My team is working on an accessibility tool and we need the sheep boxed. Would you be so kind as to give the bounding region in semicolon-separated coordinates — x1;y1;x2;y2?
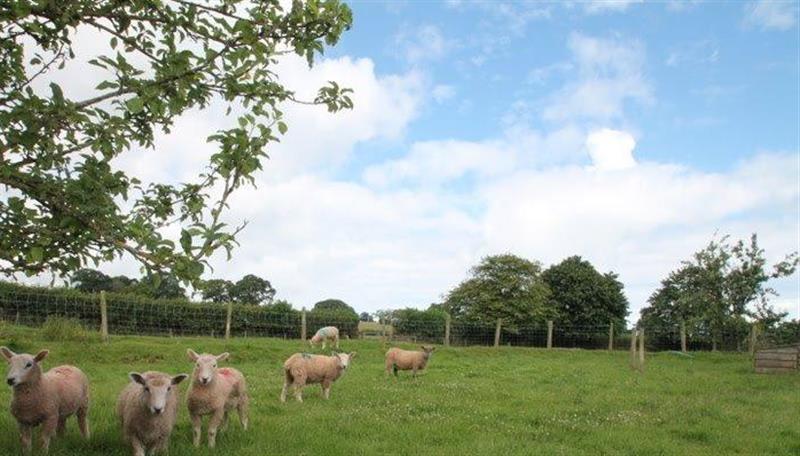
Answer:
385;346;436;378
309;326;339;350
186;349;249;448
117;371;188;456
280;352;356;403
1;346;90;454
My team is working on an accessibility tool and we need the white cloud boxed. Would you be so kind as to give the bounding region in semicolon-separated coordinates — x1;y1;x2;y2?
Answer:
586;129;637;171
744;0;798;31
432;84;456;103
543;33;653;122
394;24;450;65
665;40;720;67
583;0;643;14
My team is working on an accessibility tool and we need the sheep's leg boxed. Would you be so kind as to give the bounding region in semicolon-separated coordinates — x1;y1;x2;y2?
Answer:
130;437;146;456
18;423;32;455
322;340;327;350
221;410;230;432
335;336;339;349
191;413;202;447
77;406;90;439
40;414;58;453
152;436;169;455
238;393;250;430
56;416;67;437
207;408;226;448
412;367;418;379
321;380;332;399
293;382;305;403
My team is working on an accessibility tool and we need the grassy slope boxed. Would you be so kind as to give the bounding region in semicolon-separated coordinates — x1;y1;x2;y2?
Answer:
0;329;798;455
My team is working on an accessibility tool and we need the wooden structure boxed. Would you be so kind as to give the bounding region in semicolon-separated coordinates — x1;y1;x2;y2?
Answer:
754;344;799;374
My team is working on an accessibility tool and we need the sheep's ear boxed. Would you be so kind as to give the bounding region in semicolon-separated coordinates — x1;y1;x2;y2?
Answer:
129;372;146;385
215;352;229;362
0;346;14;361
187;349;199;361
349;352;357;359
171;374;188;385
34;350;49;362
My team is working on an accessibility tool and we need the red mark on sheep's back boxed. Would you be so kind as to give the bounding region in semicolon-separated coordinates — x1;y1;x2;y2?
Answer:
53;367;71;375
219;368;232;377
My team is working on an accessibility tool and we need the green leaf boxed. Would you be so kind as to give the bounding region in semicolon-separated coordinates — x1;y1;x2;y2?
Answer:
277;121;288;135
126;97;145;114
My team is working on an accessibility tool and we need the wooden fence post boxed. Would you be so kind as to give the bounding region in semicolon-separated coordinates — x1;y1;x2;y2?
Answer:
630;329;638;369
749;323;759;356
225;302;233;340
444;314;451;347
100;291;108;342
546;320;553;349
608;322;614;351
494;319;502;348
301;308;307;342
680;321;687;353
638;327;645;369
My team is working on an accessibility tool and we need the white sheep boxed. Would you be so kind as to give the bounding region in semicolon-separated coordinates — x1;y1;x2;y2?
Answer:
186;349;249;448
2;347;90;454
385;346;435;378
117;371;188;456
280;352;356;403
309;326;340;349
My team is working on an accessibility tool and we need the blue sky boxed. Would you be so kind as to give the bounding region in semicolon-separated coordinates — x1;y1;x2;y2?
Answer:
51;0;798;322
327;1;799;174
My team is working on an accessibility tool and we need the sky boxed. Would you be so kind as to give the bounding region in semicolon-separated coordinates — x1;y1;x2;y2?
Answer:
20;0;800;322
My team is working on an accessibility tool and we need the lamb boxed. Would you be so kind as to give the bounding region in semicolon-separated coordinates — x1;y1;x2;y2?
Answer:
2;347;90;454
385;346;436;378
186;349;249;448
280;352;356;403
309;326;339;349
117;371;188;456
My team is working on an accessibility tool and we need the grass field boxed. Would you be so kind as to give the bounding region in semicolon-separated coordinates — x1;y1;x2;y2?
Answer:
0;324;798;455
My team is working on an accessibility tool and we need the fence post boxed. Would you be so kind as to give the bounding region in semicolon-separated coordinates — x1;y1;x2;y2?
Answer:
748;323;759;356
630;329;638;369
680;321;687;353
100;291;109;342
494;319;502;348
638;327;645;370
546;320;553;349
444;314;451;347
608;322;614;351
225;302;233;340
301;308;307;342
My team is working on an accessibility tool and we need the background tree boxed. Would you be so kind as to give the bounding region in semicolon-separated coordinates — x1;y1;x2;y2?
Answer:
199;279;234;303
443;254;553;327
1;0;353;283
70;268;113;293
392;306;447;340
230;274;275;305
542;256;628;328
309;298;358;338
639;234;798;350
359;312;373;322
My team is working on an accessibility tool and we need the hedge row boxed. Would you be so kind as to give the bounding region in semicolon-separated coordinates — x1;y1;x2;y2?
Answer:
0;282;357;339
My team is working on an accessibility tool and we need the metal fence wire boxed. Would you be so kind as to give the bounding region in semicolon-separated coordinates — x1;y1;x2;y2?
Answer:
0;285;796;351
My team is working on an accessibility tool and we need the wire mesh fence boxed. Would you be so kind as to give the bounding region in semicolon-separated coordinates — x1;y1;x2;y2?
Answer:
0;284;796;351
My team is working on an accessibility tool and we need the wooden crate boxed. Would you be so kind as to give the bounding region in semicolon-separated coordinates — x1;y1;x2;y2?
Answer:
754;345;799;374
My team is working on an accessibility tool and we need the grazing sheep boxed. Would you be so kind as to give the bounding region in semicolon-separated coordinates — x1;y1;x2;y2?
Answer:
186;349;249;448
1;347;90;454
309;326;339;349
117;371;188;456
385;346;436;378
280;352;356;403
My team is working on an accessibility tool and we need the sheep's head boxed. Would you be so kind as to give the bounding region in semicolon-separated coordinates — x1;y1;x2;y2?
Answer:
129;372;187;415
2;347;47;387
421;346;436;359
187;349;229;386
333;352;356;370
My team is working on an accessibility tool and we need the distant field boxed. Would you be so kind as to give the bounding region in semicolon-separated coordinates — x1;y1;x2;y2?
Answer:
0;325;798;455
